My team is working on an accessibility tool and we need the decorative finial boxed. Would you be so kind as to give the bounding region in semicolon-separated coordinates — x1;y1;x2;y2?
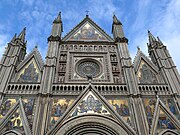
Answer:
137;46;140;50
35;43;38;48
87;75;92;83
85;10;89;17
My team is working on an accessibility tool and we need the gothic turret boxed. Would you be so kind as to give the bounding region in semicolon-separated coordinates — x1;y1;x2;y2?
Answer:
148;31;180;95
17;27;26;42
0;28;27;95
50;12;63;39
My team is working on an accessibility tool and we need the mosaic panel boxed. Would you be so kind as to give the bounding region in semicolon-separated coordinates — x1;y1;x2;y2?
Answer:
108;99;131;126
22;98;36;129
0;98;18;119
50;98;74;128
161;98;179;120
143;98;156;126
71;92;110;117
70;23;107;41
137;61;158;84
17;59;40;82
0;109;25;135
157;108;177;130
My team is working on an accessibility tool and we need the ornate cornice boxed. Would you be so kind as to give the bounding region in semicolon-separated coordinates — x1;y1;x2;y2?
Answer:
115;37;128;43
48;35;61;42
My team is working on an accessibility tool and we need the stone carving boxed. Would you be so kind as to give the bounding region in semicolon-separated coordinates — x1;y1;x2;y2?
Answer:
76;60;101;78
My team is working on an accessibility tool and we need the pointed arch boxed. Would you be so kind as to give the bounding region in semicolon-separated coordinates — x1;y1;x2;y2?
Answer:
159;129;179;135
2;130;22;135
0;99;31;135
47;84;136;135
14;47;44;82
134;49;163;84
150;98;180;135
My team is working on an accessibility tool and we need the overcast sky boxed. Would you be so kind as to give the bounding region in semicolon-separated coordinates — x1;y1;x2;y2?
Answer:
0;0;180;71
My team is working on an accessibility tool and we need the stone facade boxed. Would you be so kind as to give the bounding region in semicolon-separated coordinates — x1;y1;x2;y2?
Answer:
0;13;179;135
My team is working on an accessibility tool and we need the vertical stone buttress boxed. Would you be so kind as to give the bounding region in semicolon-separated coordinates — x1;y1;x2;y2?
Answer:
112;15;148;135
33;13;62;135
148;31;180;107
0;28;26;100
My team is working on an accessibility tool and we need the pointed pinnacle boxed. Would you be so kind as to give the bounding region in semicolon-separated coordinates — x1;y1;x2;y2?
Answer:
53;12;62;23
137;46;140;51
148;30;157;44
18;27;26;42
157;36;163;45
10;33;17;43
113;14;122;25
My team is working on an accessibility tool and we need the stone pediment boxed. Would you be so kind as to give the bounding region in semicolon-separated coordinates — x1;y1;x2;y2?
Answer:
62;16;114;42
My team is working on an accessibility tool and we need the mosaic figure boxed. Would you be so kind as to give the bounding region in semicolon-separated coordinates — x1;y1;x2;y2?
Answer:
71;92;110;117
143;98;156;126
71;23;107;41
0;99;17;119
108;99;131;125
138;62;158;84
22;98;35;129
158;109;176;130
50;98;74;128
18;62;39;82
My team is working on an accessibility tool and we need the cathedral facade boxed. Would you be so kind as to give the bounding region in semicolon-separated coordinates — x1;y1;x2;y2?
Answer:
0;12;179;135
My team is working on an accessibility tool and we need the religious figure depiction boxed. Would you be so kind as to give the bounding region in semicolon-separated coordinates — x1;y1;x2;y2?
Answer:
71;94;109;117
18;63;39;82
139;64;158;84
71;23;106;41
50;99;74;128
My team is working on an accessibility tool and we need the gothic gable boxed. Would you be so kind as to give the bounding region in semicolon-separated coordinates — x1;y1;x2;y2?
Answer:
47;83;136;135
0;99;31;135
15;47;44;82
62;16;114;42
150;98;180;135
134;49;160;84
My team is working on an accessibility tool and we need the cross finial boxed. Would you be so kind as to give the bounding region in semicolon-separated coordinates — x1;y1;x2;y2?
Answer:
85;10;89;17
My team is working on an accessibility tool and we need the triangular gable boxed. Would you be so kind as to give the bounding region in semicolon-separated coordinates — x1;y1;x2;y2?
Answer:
134;49;158;73
134;49;161;84
16;47;44;72
150;98;180;135
47;83;136;135
0;99;31;135
15;47;44;82
62;16;114;42
70;91;111;117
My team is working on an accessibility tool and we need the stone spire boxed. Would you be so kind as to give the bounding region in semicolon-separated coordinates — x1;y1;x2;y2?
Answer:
50;12;63;38
157;36;163;45
53;12;62;23
112;14;125;40
148;30;157;45
113;14;122;25
10;33;17;43
17;27;26;42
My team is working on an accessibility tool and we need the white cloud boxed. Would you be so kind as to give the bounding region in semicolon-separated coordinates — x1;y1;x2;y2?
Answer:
0;34;9;59
129;0;180;71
